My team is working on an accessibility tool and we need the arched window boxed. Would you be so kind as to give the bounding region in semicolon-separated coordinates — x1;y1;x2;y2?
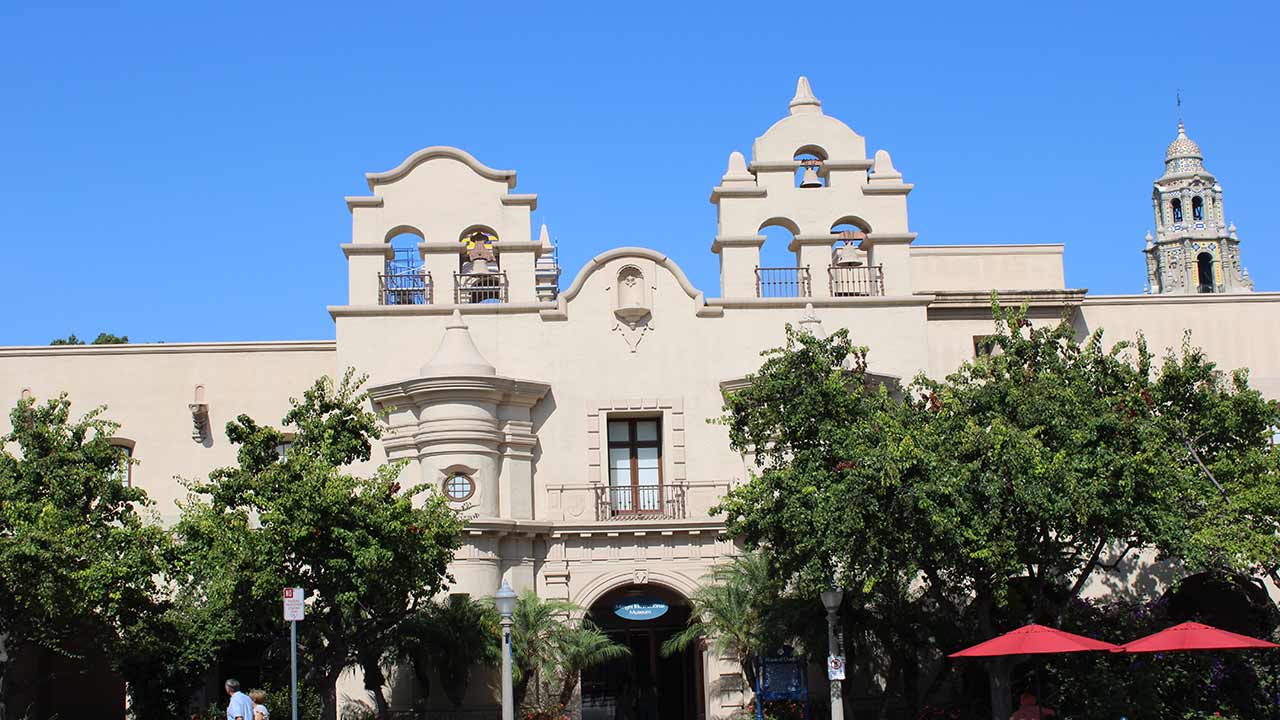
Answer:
757;218;809;298
1196;252;1215;293
1192;196;1204;221
459;226;499;273
383;231;428;305
1172;199;1183;223
794;146;827;188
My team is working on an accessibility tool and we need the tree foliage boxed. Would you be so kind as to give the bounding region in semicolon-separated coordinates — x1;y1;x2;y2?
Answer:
388;594;500;708
49;332;129;345
507;590;628;713
177;369;465;720
661;550;823;694
0;395;167;720
716;302;1280;719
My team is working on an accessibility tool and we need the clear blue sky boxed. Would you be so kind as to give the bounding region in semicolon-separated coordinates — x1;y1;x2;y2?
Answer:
2;1;1276;345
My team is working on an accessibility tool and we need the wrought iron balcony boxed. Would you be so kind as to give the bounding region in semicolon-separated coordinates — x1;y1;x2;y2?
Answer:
454;271;508;304
755;266;812;298
594;484;685;520
546;480;733;523
828;264;885;297
379;271;431;305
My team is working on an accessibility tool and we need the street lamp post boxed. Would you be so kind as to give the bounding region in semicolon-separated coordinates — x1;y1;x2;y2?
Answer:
495;580;518;720
820;588;845;720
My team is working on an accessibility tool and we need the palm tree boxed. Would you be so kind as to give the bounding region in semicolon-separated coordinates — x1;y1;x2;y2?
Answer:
510;590;576;708
509;591;629;712
555;621;630;708
660;551;790;691
388;595;501;707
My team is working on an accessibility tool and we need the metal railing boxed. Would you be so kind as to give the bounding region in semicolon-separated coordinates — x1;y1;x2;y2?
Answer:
755;267;812;298
379;272;431;305
828;265;885;297
454;271;508;304
595;484;686;520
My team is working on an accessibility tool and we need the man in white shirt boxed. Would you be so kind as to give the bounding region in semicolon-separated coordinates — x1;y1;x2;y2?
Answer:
225;678;255;720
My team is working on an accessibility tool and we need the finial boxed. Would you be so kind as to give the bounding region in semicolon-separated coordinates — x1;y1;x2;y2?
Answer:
447;308;465;328
538;223;551;246
1176;89;1183;125
789;76;822;115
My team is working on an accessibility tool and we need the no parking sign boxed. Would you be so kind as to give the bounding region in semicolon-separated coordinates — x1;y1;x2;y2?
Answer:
827;654;846;681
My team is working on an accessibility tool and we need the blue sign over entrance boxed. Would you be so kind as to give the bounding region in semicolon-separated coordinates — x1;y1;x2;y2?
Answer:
613;597;669;621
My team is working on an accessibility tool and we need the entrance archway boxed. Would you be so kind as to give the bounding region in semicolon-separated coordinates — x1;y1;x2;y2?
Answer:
581;584;705;720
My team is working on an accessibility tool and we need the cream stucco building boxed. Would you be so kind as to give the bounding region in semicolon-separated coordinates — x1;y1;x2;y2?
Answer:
1;77;1276;720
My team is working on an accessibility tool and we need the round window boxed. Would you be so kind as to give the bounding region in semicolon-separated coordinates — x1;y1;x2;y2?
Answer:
444;473;475;502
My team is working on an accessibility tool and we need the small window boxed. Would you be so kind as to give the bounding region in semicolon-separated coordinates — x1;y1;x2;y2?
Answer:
1172;199;1183;223
444;472;476;502
111;444;133;487
1192;196;1204;221
606;417;663;513
973;335;998;357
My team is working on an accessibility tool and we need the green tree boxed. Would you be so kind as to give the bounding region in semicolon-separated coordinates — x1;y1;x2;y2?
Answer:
388;594;501;708
715;303;1280;719
177;369;465;720
507;591;628;713
0;395;167;720
661;551;811;692
554;621;630;709
48;332;129;345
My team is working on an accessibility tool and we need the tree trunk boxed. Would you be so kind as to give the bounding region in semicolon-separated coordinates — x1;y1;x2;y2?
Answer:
986;657;1013;720
975;594;1013;720
316;673;341;720
558;669;579;710
360;653;391;720
0;654;9;720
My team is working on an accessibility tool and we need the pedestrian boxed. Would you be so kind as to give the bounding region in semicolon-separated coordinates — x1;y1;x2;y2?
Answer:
225;678;255;720
249;689;270;720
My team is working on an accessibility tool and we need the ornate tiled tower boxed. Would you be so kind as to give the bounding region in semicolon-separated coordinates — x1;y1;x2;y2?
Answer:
1145;122;1252;294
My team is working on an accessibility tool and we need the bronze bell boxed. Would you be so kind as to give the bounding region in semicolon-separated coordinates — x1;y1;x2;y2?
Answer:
799;166;823;188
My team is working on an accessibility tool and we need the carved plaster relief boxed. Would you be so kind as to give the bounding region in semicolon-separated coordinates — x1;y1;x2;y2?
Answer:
607;260;657;353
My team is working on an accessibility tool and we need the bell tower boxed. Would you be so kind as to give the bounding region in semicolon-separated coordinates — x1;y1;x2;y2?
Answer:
1145;121;1252;294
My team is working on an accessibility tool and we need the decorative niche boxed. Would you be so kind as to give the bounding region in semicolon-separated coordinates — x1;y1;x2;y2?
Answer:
613;264;652;327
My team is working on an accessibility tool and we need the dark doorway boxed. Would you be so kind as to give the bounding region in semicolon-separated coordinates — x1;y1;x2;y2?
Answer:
581;584;704;720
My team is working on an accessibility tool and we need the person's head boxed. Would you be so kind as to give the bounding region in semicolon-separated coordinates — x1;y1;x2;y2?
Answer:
225;679;241;696
249;689;266;704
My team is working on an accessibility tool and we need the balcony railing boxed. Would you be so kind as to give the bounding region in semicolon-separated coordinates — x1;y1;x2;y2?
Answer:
829;265;885;297
546;480;733;523
454;271;508;304
379;271;431;305
595;484;684;520
755;267;812;298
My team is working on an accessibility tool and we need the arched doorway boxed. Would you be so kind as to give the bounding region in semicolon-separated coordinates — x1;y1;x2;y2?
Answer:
581;584;704;720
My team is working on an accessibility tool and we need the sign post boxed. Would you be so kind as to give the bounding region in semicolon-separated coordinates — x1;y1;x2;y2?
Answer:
283;588;305;720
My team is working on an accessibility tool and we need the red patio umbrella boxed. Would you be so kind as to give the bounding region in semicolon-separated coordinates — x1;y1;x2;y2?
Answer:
950;624;1119;719
1114;621;1279;653
949;623;1121;657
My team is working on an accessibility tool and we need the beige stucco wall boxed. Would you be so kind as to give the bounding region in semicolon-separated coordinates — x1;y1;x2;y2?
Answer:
911;244;1067;293
0;342;336;523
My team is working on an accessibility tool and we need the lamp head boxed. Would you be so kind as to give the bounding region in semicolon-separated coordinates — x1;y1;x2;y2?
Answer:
495;579;517;617
820;588;843;612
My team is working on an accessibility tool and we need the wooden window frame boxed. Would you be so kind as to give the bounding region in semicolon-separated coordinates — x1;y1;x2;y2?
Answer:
606;416;664;514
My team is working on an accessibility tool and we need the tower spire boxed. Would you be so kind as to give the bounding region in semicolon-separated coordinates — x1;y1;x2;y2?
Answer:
789;76;823;115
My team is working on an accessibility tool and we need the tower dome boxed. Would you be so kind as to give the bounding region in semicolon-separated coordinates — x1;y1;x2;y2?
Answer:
1163;122;1204;175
